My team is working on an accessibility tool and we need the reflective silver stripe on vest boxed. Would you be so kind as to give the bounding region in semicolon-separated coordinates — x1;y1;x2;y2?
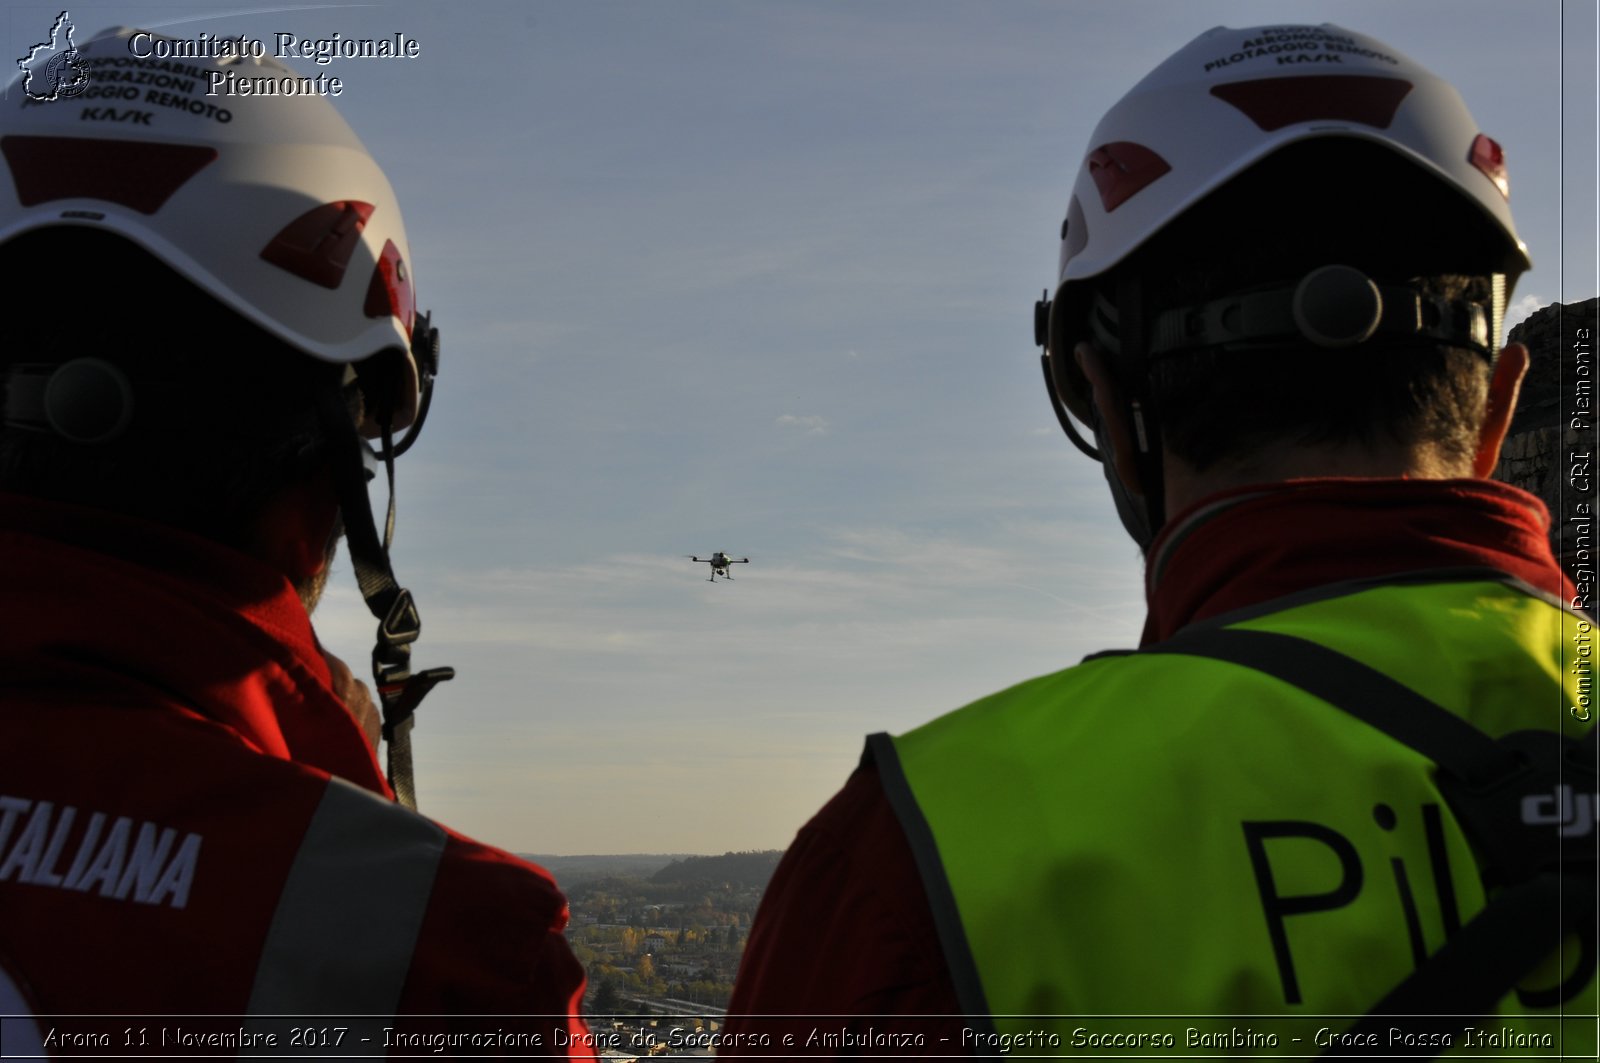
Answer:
247;776;446;1014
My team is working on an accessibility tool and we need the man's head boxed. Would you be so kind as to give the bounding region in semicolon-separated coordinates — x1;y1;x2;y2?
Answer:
1035;24;1530;549
0;27;438;605
0;227;352;607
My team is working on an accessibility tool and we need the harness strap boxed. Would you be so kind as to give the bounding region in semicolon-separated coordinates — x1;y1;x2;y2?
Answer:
1322;873;1595;1056
315;386;453;809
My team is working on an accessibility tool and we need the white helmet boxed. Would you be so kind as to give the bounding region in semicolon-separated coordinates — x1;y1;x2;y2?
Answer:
1057;24;1526;288
0;24;427;429
1041;22;1529;430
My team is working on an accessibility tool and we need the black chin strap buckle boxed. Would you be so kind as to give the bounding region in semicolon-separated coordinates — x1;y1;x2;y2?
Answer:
379;665;456;744
369;584;453;808
378;665;454;811
372;587;449;744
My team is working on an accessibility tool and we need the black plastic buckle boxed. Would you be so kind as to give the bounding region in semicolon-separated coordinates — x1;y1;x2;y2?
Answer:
413;309;441;381
379;665;456;741
379;587;422;647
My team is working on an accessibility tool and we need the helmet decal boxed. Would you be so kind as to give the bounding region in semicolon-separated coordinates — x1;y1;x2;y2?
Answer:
1086;142;1171;212
1469;134;1510;199
260;200;375;289
1209;76;1414;132
1;135;215;213
364;238;414;336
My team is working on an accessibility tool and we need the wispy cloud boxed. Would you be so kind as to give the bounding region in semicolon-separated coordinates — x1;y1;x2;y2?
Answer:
776;414;829;435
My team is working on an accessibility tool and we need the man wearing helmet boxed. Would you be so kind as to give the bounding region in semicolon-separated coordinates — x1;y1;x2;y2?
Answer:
0;28;591;1043
725;24;1595;1052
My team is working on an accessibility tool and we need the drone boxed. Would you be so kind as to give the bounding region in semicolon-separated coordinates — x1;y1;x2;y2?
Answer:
688;552;750;582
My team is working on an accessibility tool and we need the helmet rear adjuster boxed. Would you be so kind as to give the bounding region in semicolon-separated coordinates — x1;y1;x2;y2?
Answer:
1146;265;1495;360
4;358;133;444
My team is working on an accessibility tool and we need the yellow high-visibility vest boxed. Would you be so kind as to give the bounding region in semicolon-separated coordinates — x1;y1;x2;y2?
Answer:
873;574;1596;1055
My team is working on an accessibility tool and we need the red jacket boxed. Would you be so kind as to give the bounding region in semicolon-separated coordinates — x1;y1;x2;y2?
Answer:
0;494;594;1055
723;478;1579;1053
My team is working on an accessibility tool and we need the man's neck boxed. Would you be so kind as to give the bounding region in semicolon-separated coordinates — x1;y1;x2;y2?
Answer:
1162;443;1468;518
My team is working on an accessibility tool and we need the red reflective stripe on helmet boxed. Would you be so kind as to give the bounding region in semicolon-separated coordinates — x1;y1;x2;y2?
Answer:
1208;76;1413;132
260;201;375;289
1;136;215;214
1086;142;1172;212
1469;134;1510;199
363;238;414;336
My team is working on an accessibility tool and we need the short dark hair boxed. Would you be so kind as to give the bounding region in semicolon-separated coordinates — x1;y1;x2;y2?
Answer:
0;227;351;551
1110;139;1503;475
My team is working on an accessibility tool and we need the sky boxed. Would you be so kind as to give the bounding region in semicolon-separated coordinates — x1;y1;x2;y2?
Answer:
4;0;1596;856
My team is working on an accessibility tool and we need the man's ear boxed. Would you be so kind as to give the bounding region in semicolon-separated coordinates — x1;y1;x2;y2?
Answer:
1073;341;1144;496
1473;342;1529;479
251;473;341;582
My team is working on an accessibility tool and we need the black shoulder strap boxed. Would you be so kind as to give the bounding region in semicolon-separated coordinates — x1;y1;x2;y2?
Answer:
1145;626;1597;1051
1146;627;1525;788
1325;873;1594;1054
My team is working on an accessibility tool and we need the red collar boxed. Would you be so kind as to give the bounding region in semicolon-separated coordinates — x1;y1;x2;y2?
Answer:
0;493;389;794
1142;478;1573;645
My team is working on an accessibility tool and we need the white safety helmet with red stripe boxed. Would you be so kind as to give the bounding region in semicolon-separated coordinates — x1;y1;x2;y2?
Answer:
0;24;432;436
1035;23;1531;545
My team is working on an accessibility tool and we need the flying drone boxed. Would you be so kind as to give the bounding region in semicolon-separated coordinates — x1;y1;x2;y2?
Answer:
688;552;749;582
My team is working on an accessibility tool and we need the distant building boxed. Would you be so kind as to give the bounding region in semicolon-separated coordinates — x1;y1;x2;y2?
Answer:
1494;297;1598;590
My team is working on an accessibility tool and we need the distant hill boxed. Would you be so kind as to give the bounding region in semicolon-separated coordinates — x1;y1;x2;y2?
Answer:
649;850;783;889
522;854;699;885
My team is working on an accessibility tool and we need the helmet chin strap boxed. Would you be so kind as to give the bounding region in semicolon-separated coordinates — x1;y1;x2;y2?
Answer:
1089;279;1167;553
1093;417;1162;554
1037;286;1166;553
316;383;453;810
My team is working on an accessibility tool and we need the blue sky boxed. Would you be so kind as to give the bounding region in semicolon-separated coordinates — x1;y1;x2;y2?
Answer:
6;0;1596;855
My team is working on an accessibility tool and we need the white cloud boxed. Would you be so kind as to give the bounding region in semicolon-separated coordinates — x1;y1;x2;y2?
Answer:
776;413;829;435
1504;293;1545;340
